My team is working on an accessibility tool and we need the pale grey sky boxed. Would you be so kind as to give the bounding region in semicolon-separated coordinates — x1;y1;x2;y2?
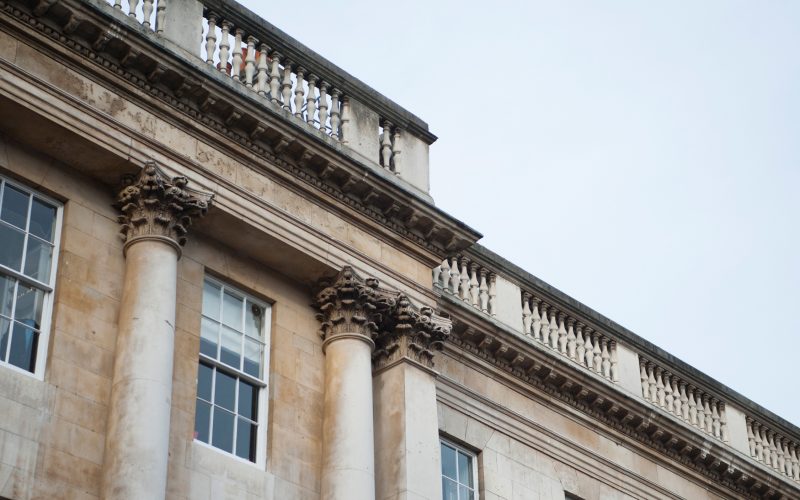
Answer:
239;0;800;425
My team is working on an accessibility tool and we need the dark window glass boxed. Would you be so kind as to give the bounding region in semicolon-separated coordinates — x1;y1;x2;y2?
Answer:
211;407;234;453
197;362;213;401
0;224;24;271
235;418;256;461
14;285;43;329
458;451;472;485
442;478;458;500
214;371;236;412
24;238;52;282
195;400;211;443
29;198;56;242
0;317;9;362
200;317;218;358
0;275;13;317
441;442;457;480
8;323;36;372
238;380;258;420
1;186;28;229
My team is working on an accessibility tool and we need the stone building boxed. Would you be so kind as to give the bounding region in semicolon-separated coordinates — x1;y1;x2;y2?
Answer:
0;0;797;499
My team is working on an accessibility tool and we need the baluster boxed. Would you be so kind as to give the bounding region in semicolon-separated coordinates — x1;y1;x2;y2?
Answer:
754;423;764;461
268;51;282;104
592;334;602;373
469;263;480;308
696;393;706;432
318;81;329;130
584;328;594;368
340;96;352;144
747;418;757;456
663;373;673;412
703;397;713;434
155;0;166;33
242;35;256;87
680;383;689;421
459;258;470;302
129;0;139;18
449;257;460;295
557;313;568;354
532;299;542;341
256;44;269;95
488;274;497;317
655;368;665;407
306;74;318;126
640;361;650;401
539;304;550;345
548;309;559;350
205;15;217;65
601;339;611;379
672;379;681;416
432;264;441;287
114;0;122;8
293;67;306;118
218;21;231;74
790;444;800;480
720;404;729;443
777;436;786;473
769;432;779;469
231;29;243;81
647;365;658;404
784;441;794;477
687;387;698;426
478;269;489;313
711;400;721;439
610;341;619;382
380;120;393;169
391;128;402;175
576;323;586;363
439;258;450;290
142;0;154;28
329;89;342;138
522;293;532;335
281;60;294;111
566;318;577;360
760;428;771;465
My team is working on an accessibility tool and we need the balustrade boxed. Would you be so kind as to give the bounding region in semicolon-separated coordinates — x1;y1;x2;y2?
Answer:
746;417;800;483
107;0;164;31
639;359;728;442
433;257;497;317
521;292;618;382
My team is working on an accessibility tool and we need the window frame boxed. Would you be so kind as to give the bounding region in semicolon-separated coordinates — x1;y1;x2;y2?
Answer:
440;437;479;500
0;174;63;380
194;275;271;467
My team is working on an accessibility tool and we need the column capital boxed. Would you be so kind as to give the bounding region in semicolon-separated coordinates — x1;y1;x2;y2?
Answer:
114;161;213;256
373;294;451;372
314;266;396;349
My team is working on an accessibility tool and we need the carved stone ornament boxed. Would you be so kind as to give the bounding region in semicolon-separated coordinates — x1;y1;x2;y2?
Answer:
314;266;452;368
314;266;396;348
114;161;213;254
373;294;451;370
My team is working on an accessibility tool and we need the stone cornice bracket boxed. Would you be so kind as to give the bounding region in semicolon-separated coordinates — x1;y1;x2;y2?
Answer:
373;294;452;372
314;266;396;351
114;161;213;257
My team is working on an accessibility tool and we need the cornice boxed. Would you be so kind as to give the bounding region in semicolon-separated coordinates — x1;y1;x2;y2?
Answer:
438;294;800;500
0;0;480;267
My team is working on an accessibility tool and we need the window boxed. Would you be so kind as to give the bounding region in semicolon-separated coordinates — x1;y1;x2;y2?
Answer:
0;176;61;377
441;439;478;500
194;276;270;464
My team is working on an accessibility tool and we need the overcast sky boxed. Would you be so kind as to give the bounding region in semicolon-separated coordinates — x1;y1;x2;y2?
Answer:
237;0;800;425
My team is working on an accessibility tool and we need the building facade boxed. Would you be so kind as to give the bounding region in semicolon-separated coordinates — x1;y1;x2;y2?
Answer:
0;0;797;499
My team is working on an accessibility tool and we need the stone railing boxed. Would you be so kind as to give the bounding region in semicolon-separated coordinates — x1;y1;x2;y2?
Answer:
433;256;497;317
521;291;618;383
103;0;432;192
746;417;800;483
639;358;728;442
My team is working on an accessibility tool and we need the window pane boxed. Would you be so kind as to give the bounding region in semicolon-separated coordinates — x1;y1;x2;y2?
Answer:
220;326;242;369
457;451;472;486
211;407;234;453
235;418;256;461
459;485;474;500
0;224;24;271
0;274;14;317
202;280;221;321
214;371;236;411
222;291;243;331
14;284;43;330
197;362;213;401
243;338;261;377
0;317;9;362
194;399;211;443
441;442;457;480
442;477;458;500
1;186;29;229
29;198;56;242
23;238;53;282
8;322;37;372
238;380;258;421
200;317;219;358
245;302;262;338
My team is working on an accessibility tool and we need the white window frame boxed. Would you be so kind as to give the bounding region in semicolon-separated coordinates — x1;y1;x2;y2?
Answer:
0;174;62;380
440;437;479;500
194;275;271;467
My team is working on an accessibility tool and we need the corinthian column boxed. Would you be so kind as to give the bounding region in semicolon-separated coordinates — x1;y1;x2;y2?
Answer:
102;162;212;500
373;295;451;500
314;267;395;500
